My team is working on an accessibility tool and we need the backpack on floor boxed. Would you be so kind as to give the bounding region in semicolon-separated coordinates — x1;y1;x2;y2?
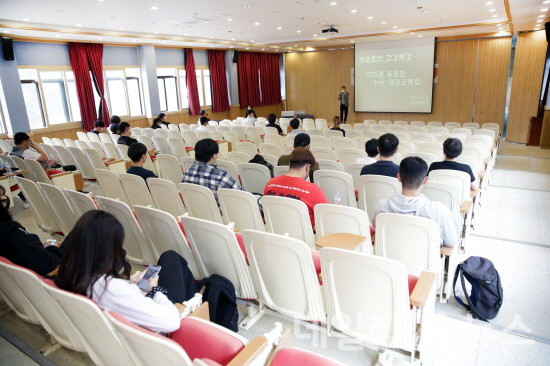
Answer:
453;256;503;321
199;274;239;332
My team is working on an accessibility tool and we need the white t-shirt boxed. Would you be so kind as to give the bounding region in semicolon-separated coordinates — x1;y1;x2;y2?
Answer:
356;156;377;165
243;116;257;124
90;275;180;333
196;125;212;132
21;148;42;161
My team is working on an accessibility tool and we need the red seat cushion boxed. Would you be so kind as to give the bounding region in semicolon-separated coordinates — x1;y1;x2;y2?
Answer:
408;274;419;296
171;317;244;365
271;348;343;366
46;169;64;176
310;250;321;276
234;232;248;264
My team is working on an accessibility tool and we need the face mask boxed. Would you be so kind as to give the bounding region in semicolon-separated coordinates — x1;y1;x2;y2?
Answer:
341;89;345;92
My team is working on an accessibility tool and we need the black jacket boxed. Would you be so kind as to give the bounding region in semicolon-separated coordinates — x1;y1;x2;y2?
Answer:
0;221;64;276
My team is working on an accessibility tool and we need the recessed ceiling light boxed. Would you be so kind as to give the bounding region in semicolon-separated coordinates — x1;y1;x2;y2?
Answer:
22;18;30;21
254;22;260;26
76;23;82;27
209;36;214;38
351;9;358;13
537;19;544;22
246;47;250;50
261;48;265;51
544;1;550;4
154;31;159;34
542;8;549;11
330;2;337;6
297;30;302;33
242;4;252;8
485;1;493;5
277;26;282;30
231;38;235;40
410;32;415;34
392;26;398;29
150;6;159;10
381;21;387;25
294;44;297;47
367;16;373;20
119;28;125;30
97;37;102;40
250;40;255;42
350;40;354;43
132;40;137;42
55;35;60;38
184;33;189;36
227;18;233;21
489;8;495;12
539;14;546;18
313;34;318;37
491;14;498;17
418;35;422;37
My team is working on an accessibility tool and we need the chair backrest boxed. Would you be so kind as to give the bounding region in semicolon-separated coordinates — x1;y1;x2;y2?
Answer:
264;135;285;148
26;159;51;184
182;131;199;147
409;152;439;167
273;165;289;177
180;215;256;299
179;183;224;224
374;213;441;276
119;173;155;208
64;189;97;217
152;136;171;155
40;136;54;146
394;120;409;126
179;123;190;130
261;195;316;249
89;141;107;159
309;136;331;148
136;135;154;150
428;169;470;204
86;132;101;144
102;142;122;160
117;144;130;160
218;188;265;231
75;139;90;151
15;177;60;233
223;153;248;169
155;129;169;138
131;127;143;136
168;124;180;131
95;168;131;205
325;130;344;138
427;121;443;127
95;196;154;264
338;148;368;166
76;131;89;142
52;145;76;166
215;160;240;183
99;132;114;144
238;163;271;194
83;148;107;170
259;143;282;158
133;205;200;278
156;154;184;185
313;170;356;208
167;137;188;159
331;138;357;153
5;261;86;351
317;159;344;172
42;281;135;366
142;128;155;138
10;156;34;180
236;141;258;158
445;122;462;129
41;143;62;161
358;175;400;219
422;181;461;225
310;147;337;161
463;122;480;129
345;163;364;189
420;142;444;160
179;156;195;172
315;118;328;130
245;127;263;145
37;182;76;235
52;138;66;147
451;127;473;137
147;178;187;217
320;248;414;350
243;230;325;321
314;204;372;250
462;143;488;163
67;146;96;179
0;258;41;323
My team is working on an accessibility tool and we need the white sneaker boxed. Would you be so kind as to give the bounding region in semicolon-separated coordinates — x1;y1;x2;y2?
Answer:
22;202;30;209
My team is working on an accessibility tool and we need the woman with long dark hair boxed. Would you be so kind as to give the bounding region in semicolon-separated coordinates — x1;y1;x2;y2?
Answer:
55;210;195;333
151;117;163;129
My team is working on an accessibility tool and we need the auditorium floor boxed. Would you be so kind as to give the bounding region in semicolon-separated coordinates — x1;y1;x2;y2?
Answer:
1;140;549;365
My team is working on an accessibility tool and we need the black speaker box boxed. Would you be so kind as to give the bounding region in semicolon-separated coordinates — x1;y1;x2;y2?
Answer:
1;37;14;61
545;22;550;43
233;50;240;63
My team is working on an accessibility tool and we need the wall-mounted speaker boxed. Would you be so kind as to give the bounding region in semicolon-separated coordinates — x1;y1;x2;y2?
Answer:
233;50;240;63
545;22;550;43
1;37;14;61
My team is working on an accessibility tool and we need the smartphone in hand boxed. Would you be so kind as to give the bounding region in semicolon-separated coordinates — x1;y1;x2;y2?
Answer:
138;264;161;291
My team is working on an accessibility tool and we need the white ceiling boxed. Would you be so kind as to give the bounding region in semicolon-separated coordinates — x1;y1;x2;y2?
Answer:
0;0;547;51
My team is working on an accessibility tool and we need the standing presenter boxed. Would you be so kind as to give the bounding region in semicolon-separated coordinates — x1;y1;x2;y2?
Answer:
338;86;349;123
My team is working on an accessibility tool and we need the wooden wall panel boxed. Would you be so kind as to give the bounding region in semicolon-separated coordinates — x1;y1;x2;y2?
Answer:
474;37;512;126
507;31;548;143
285;37;512;125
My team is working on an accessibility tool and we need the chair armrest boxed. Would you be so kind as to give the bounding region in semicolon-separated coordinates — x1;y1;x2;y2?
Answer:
189;301;210;321
440;245;455;257
267;329;292;366
227;336;269;366
410;271;436;308
49;171;74;178
470;188;480;198
460;200;473;215
478;170;485;179
105;159;125;166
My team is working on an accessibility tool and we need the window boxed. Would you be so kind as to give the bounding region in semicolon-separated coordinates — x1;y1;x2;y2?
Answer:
178;69;189;109
196;69;212;107
125;68;144;116
40;71;70;124
104;68;144;117
105;70;129;116
157;68;179;112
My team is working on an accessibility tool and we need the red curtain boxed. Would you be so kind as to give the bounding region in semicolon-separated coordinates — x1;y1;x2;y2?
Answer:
237;52;281;108
85;44;110;125
259;53;282;106
69;43;97;131
208;50;230;112
185;49;201;116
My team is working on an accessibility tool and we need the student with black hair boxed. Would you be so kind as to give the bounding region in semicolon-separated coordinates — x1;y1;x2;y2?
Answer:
330;116;346;136
55;210;195;333
196;117;212;132
181;138;243;203
243;110;257;124
372;156;459;247
151;117;163;129
244;106;257;119
10;132;74;174
288;118;301;135
428;138;478;192
109;115;121;134
0;203;66;276
266;113;283;135
277;133;319;182
117;122;138;146
157;112;171;126
90;120;105;134
360;133;400;177
357;138;378;165
127;143;157;183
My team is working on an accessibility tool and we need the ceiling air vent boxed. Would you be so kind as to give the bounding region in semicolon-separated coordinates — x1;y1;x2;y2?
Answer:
170;16;216;26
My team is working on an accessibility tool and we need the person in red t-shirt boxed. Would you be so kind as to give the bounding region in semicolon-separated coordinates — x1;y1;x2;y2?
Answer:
264;147;328;226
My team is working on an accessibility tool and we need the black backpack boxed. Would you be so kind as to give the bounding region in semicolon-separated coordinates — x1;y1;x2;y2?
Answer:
453;256;503;321
249;154;274;178
199;274;239;332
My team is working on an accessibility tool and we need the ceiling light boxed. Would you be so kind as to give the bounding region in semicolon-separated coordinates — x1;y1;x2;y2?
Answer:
154;31;159;33
22;18;30;21
544;1;550;4
491;14;498;17
132;40;137;42
254;22;260;26
184;33;189;36
537;19;544;22
350;40;354;43
489;9;495;12
119;28;125;30
539;15;546;17
209;36;214;38
392;26;398;29
150;6;159;10
242;4;252;8
541;8;549;11
418;35;422;37
97;37;102;40
330;2;337;5
297;30;302;33
227;18;233;21
246;47;250;50
367;16;373;20
277;26;282;30
381;21;387;25
410;32;415;34
76;23;83;27
351;9;358;13
261;48;265;51
294;44;297;47
485;1;493;5
55;35;60;38
313;34;318;36
250;40;255;42
231;38;235;40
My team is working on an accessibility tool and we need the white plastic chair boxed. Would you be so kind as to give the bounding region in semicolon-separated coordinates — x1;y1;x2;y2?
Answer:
52;138;66;147
83;147;108;170
75;139;90;151
64;189;97;217
179;183;224;224
236;141;258;159
313;170;356;208
180;156;195;172
245;127;263;146
137;135;154;151
95;168;131;206
358;175;400;219
309;136;331;148
273;165;289;177
345;163;364;189
152;136;171;155
147;178;187;217
259;143;282;158
317;159;344;172
167;137;189;159
264;135;285;148
119;173;155;209
243;230;325;322
0;258;41;324
54;145;78;167
331;137;357;153
102;142;122;160
15;177;61;233
37;182;76;235
428;169;470;205
224;152;249;167
215;160;240;183
156;154;184;186
218;188;264;231
99;133;114;144
261;195;316;249
41;143;62;162
238;163;271;194
154;129;169;139
409;152;439;167
420;142;444;160
182;131;199;147
76;132;89;142
339;148;368;166
315;118;328;130
445;122;462;129
67;146;96;180
310;147;337;161
422;181;462;226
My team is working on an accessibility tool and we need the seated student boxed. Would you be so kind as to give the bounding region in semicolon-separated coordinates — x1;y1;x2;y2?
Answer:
109;115;121;134
373;157;459;247
244;106;257;119
117;122;138;146
0;203;66;276
330;116;346;137
198;110;209;124
151;117;163;130
266;113;283;135
90;120;105;134
157;112;171;126
127;143;157;183
243;110;257;124
287;118;302;135
196;117;212;132
428;138;478;192
264;147;328;226
10;132;71;175
356;138;378;165
360;133;400;178
182;139;243;203
277;133;319;182
55;210;194;333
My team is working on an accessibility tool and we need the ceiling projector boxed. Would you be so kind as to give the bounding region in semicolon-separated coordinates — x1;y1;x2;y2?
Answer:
322;26;339;34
